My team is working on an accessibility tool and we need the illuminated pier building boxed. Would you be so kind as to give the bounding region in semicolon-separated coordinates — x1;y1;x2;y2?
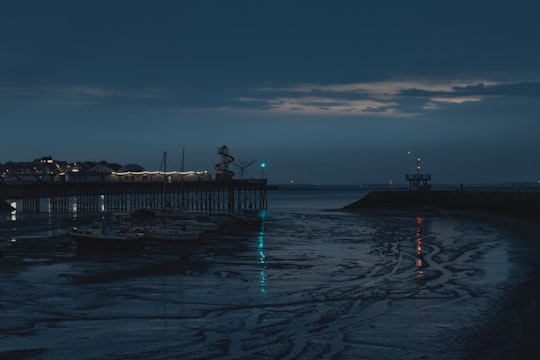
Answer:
0;150;267;214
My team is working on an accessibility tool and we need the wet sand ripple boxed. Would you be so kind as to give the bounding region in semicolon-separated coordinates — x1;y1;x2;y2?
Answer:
1;210;538;359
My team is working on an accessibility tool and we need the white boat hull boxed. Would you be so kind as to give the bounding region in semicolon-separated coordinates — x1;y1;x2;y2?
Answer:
70;222;146;250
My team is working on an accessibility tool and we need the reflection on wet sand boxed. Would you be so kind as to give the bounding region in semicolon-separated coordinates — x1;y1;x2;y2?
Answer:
258;209;267;296
415;216;425;275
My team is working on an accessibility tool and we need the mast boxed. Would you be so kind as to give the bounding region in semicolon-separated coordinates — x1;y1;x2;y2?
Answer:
161;151;167;211
180;147;185;208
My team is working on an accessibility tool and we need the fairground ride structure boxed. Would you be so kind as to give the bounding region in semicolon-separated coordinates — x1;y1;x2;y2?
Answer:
215;145;235;181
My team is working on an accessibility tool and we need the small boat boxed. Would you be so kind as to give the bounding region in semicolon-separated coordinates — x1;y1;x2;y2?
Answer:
168;218;221;232
144;224;202;243
230;211;263;226
70;221;146;251
142;151;202;243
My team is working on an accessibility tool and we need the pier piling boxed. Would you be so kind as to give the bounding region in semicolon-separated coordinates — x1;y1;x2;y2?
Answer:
0;180;268;214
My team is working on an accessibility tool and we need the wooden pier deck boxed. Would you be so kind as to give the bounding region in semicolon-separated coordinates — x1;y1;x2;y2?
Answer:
0;180;268;214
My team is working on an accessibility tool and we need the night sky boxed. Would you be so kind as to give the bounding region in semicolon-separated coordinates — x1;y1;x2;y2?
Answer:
2;0;539;185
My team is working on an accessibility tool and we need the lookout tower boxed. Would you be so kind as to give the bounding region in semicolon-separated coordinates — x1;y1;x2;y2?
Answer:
405;157;431;191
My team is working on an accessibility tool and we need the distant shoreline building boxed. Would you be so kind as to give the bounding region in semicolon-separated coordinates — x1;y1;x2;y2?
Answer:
1;155;212;184
67;162;211;183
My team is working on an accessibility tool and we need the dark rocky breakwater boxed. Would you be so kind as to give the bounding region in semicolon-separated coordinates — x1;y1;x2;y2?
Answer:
343;190;540;221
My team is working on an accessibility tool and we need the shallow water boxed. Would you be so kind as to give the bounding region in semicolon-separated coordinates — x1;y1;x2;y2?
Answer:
0;190;522;359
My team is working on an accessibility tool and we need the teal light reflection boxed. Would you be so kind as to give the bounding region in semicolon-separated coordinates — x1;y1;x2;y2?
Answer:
258;209;267;295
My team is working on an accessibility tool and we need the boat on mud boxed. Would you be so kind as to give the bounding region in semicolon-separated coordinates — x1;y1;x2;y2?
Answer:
230;210;264;226
167;218;221;232
70;221;146;251
143;224;202;243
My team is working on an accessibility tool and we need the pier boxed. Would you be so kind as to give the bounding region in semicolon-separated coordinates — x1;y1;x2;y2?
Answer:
0;179;268;214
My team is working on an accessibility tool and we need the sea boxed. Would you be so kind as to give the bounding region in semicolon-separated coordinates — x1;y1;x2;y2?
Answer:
1;188;538;359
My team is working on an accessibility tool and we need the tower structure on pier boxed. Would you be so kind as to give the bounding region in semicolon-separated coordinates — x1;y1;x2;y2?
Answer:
215;145;235;181
405;157;431;191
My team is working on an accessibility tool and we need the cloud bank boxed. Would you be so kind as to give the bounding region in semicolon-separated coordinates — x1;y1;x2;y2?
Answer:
242;77;540;117
2;77;539;118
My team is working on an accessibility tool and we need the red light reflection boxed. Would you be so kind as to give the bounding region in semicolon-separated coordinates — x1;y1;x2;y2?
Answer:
415;216;424;273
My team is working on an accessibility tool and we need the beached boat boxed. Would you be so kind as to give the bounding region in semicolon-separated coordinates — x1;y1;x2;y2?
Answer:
230;211;263;226
168;218;221;232
143;224;202;242
70;221;146;250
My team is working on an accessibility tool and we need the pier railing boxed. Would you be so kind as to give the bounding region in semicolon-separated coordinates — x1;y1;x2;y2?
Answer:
0;179;268;214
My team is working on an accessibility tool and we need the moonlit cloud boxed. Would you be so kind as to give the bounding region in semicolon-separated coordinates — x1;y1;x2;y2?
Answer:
421;102;439;110
239;96;399;115
243;77;539;117
257;79;500;97
430;96;482;104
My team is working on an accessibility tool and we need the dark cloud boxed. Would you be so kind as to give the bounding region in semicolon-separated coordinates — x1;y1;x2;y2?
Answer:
455;81;540;97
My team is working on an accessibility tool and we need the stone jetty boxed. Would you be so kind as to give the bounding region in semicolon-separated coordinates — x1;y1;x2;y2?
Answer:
343;190;540;221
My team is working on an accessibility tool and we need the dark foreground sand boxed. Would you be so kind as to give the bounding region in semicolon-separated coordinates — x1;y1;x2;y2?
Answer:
345;190;540;359
460;218;540;359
